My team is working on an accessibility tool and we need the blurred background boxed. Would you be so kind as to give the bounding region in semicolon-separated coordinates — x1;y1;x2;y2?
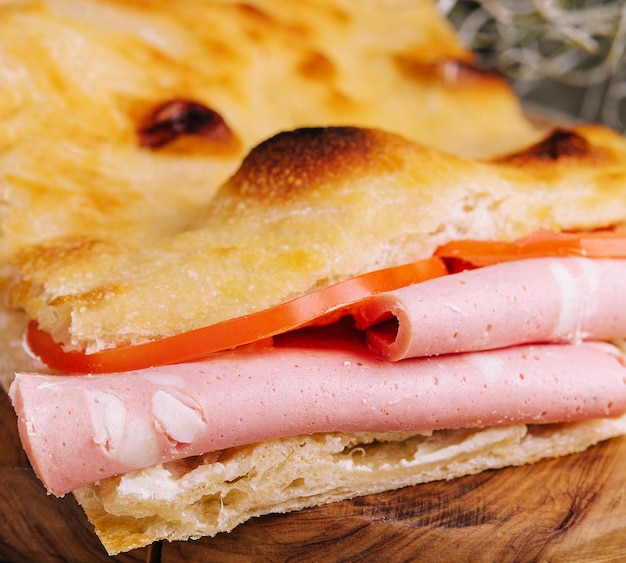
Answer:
440;0;626;132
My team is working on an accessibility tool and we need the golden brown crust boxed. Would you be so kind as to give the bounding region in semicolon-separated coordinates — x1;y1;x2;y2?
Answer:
137;99;242;155
0;0;542;267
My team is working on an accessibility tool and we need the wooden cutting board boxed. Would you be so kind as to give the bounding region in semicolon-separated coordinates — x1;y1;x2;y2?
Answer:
2;385;626;563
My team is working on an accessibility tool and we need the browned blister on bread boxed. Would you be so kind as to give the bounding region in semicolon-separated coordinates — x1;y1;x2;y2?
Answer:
494;128;600;164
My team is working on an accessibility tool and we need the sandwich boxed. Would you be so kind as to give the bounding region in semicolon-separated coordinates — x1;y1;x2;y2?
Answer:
3;0;626;557
8;123;626;554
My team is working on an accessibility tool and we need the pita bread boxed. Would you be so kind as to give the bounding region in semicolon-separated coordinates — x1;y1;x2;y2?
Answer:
9;124;626;352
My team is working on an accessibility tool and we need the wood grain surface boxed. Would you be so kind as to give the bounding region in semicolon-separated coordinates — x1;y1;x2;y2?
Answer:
2;385;626;563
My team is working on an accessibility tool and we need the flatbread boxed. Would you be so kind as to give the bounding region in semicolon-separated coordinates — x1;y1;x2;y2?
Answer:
74;415;626;554
9;125;626;352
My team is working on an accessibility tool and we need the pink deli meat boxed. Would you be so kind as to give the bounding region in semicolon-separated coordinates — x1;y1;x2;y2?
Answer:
354;257;626;361
10;337;626;497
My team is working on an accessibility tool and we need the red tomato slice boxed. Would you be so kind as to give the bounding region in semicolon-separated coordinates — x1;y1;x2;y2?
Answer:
435;228;626;270
27;228;626;374
26;257;448;374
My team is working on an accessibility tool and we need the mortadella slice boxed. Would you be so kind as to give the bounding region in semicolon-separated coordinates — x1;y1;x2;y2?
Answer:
10;336;626;497
355;257;626;361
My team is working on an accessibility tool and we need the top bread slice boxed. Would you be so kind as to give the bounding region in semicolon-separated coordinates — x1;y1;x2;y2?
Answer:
8;124;626;352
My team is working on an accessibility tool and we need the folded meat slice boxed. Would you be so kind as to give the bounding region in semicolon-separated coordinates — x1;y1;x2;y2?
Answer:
10;335;626;497
356;257;626;361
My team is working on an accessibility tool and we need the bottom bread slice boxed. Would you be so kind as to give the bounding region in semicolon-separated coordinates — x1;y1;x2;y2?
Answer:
73;414;626;554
